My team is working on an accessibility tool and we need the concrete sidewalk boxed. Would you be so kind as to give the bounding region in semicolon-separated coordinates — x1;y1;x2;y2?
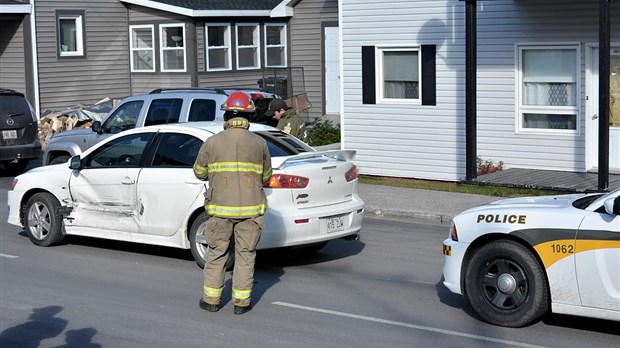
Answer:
358;183;499;225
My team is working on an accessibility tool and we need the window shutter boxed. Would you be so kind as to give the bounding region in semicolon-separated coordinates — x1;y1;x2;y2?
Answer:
421;45;436;106
361;46;376;104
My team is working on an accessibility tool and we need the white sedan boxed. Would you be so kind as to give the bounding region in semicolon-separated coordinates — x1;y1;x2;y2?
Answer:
442;188;620;327
7;122;364;267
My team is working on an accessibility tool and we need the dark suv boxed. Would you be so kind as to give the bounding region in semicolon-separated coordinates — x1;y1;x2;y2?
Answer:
0;89;41;173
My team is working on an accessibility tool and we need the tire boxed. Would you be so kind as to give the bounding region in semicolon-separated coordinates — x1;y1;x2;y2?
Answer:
2;160;29;173
464;239;549;328
24;192;64;247
49;155;70;165
189;212;234;270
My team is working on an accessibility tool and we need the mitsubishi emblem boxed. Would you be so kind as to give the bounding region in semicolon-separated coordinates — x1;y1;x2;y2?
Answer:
327;176;333;184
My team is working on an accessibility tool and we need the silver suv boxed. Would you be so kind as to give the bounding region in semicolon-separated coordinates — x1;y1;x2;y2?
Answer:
0;89;41;173
42;88;277;165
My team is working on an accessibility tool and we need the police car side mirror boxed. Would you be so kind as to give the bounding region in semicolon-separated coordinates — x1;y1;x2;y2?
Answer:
603;196;620;216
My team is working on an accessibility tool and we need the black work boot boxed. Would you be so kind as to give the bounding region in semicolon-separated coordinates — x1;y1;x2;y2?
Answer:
199;299;219;312
233;305;251;315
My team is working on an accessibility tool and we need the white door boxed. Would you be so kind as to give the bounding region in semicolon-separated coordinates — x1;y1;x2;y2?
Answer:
67;133;152;234
589;47;620;171
576;206;620;311
324;26;340;114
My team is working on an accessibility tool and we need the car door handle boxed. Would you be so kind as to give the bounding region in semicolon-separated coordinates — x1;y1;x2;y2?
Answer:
121;177;135;185
185;179;204;185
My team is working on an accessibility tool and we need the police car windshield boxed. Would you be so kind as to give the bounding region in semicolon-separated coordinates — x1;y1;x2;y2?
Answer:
586;187;620;210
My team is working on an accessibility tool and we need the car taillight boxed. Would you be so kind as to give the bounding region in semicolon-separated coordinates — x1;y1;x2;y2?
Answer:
264;174;309;189
345;164;358;182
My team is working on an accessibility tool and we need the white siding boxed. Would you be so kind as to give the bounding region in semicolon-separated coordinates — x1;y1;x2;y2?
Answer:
341;0;620;181
342;0;465;181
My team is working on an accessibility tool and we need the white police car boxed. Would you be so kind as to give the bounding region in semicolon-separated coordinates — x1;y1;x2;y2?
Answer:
442;188;620;327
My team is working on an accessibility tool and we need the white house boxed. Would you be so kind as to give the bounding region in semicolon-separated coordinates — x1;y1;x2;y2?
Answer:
339;0;620;185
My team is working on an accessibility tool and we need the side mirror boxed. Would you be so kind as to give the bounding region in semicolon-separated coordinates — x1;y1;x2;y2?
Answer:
603;196;620;216
92;121;103;134
69;155;82;170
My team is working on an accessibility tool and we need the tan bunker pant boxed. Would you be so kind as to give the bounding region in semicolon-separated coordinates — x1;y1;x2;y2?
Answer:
202;216;263;308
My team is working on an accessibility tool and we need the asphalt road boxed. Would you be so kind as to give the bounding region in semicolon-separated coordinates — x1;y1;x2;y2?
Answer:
0;175;618;348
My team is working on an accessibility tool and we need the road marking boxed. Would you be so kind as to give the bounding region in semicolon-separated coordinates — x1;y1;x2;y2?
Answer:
0;253;19;259
273;301;547;348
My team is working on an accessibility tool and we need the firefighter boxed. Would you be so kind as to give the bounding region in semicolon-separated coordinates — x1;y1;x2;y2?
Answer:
193;91;273;315
264;98;308;142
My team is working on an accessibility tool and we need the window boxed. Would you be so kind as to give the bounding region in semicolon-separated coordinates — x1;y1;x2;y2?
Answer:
160;24;186;72
379;47;420;103
518;46;579;132
57;12;84;57
265;24;287;68
103;100;144;133
188;99;217;121
361;45;435;105
206;23;231;71
151;133;203;167
85;133;153;168
144;99;183;126
130;25;155;72
236;24;260;70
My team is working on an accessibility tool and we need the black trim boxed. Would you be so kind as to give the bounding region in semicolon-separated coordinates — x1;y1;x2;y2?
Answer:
421;45;436;106
361;46;376;104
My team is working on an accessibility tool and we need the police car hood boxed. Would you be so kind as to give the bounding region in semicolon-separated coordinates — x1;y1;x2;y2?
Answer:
464;193;587;213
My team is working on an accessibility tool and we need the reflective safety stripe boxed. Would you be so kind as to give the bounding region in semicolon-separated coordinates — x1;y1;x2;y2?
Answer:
204;286;223;298
209;162;263;174
194;163;208;176
232;288;251;300
262;167;273;182
206;204;266;217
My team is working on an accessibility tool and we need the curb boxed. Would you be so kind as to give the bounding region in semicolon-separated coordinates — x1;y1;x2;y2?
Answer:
364;207;454;225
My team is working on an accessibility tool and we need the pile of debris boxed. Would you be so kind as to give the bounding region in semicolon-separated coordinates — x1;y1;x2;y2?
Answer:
38;97;120;150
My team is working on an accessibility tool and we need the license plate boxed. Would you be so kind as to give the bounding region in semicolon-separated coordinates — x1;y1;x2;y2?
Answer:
2;130;17;140
326;216;345;233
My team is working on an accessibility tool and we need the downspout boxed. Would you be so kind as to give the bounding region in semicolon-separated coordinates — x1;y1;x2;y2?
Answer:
29;0;40;118
598;0;610;191
465;0;477;181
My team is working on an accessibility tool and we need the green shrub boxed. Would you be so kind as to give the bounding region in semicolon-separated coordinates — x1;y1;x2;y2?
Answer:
307;118;340;146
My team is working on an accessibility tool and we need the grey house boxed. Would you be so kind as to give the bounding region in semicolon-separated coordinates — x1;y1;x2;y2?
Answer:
0;0;339;123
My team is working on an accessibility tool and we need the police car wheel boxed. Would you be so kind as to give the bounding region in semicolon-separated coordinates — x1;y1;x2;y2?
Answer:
24;192;65;247
189;213;234;271
464;239;549;328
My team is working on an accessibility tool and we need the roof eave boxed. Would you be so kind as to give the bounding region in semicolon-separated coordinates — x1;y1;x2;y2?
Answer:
118;0;292;18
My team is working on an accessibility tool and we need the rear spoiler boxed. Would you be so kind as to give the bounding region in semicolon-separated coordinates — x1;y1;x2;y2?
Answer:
273;150;356;170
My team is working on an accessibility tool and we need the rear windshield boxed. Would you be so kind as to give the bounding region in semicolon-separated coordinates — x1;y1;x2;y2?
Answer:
0;95;31;118
255;130;313;157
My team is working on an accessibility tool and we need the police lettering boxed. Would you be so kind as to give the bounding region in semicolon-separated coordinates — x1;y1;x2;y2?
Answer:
476;214;526;224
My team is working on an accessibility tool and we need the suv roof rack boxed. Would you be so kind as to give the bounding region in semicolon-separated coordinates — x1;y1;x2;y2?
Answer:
149;87;228;95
